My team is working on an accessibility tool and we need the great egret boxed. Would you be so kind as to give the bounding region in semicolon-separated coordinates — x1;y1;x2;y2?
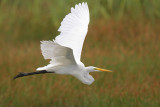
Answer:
14;2;112;85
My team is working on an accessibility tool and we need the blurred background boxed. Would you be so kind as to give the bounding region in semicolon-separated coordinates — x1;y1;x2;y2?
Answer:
0;0;160;106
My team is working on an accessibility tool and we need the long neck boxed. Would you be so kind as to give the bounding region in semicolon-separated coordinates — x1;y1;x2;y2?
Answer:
85;66;95;73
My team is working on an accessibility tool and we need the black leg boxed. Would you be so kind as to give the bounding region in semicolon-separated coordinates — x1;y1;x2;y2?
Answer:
13;70;54;79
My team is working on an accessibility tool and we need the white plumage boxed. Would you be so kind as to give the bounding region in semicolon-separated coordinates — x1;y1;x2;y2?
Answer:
14;2;112;85
38;2;89;72
40;41;76;66
55;2;89;64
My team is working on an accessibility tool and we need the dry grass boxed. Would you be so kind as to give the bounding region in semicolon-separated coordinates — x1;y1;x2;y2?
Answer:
0;19;160;106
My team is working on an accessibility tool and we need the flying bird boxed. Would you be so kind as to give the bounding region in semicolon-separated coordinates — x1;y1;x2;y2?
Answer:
14;2;112;85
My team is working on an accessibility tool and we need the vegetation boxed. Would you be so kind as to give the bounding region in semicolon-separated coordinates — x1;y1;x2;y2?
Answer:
0;0;160;106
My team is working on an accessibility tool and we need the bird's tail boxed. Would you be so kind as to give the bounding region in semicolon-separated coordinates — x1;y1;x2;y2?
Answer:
36;67;46;71
37;64;54;71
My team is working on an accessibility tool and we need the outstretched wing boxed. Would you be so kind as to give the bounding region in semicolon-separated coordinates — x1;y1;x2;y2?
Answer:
40;41;76;66
55;2;89;64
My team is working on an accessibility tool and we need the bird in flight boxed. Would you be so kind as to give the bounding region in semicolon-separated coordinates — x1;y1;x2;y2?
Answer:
14;2;112;85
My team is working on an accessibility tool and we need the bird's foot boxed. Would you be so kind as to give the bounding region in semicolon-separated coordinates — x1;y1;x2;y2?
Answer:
13;72;27;80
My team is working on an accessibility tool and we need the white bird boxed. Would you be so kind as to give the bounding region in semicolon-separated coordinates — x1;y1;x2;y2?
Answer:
14;2;112;85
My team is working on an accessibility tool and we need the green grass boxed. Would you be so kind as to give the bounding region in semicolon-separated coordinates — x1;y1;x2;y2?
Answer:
1;0;160;42
0;0;160;107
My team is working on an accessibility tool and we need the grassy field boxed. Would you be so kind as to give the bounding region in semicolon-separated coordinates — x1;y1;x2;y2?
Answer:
0;0;160;107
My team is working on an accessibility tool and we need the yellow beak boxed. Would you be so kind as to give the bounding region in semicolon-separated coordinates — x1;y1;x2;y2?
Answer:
95;67;112;72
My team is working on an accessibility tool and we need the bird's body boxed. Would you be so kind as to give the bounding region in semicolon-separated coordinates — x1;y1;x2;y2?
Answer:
36;41;95;85
38;63;94;85
14;2;112;85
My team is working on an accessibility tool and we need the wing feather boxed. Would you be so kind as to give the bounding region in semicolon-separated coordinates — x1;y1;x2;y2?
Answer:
40;41;76;66
55;2;89;64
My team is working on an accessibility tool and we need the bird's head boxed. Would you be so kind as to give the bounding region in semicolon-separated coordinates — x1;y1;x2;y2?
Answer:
86;66;112;73
79;66;112;85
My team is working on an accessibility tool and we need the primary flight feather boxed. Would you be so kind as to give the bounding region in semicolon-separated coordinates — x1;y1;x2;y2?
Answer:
14;2;112;85
56;2;89;64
